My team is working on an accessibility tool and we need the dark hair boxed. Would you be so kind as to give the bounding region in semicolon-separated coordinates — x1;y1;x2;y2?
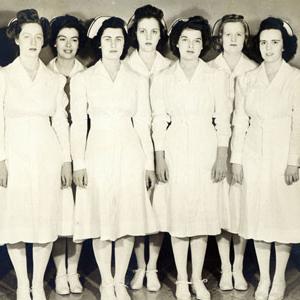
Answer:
128;4;168;54
6;9;50;47
92;17;129;60
253;17;297;62
169;16;211;58
212;14;250;52
49;15;86;55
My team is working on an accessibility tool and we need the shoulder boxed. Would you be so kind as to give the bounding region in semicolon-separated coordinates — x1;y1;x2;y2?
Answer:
242;55;258;70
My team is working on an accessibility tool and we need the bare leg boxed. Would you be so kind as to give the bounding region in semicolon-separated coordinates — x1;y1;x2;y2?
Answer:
131;236;146;290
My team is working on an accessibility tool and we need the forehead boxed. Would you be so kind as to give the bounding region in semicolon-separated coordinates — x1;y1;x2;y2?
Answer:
223;22;245;33
58;27;79;37
20;22;43;34
180;28;202;39
137;17;160;29
260;29;282;40
102;27;124;37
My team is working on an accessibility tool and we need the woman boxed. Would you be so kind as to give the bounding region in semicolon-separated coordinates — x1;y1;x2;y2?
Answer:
208;14;257;291
231;17;300;300
70;16;157;300
48;14;86;295
127;4;171;292
0;9;72;300
151;16;231;300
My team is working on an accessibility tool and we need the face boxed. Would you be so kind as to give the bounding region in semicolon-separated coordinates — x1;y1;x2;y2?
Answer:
259;29;283;63
222;22;245;54
100;27;124;60
177;28;202;60
55;27;79;60
15;22;43;58
136;17;161;52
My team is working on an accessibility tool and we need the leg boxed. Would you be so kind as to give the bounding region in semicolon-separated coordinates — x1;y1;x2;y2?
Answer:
114;236;134;300
216;231;233;290
268;242;292;300
232;234;248;290
7;243;31;300
171;236;191;300
190;236;210;300
130;236;146;290
52;238;69;295
67;239;83;293
31;242;53;300
254;240;271;300
92;239;115;299
146;233;164;291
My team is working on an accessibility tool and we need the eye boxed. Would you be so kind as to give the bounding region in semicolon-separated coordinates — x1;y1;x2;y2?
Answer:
139;29;145;34
152;29;159;35
58;37;66;42
181;37;188;42
72;38;79;43
260;40;266;45
36;35;43;40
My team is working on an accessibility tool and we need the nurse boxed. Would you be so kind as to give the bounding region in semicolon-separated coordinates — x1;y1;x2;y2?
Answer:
70;16;157;300
231;17;300;300
48;15;86;295
208;14;257;291
152;16;230;300
127;4;171;292
0;9;71;300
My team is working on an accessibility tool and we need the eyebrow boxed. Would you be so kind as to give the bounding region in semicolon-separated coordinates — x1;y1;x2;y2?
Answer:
57;34;79;39
102;35;124;38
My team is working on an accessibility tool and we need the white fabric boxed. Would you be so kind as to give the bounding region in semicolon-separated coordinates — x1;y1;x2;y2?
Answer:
126;49;171;231
70;60;158;241
0;57;70;244
231;60;300;243
48;57;85;236
151;59;231;237
208;53;257;233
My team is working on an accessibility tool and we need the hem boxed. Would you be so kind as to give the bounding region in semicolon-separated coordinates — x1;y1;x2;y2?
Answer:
239;232;300;244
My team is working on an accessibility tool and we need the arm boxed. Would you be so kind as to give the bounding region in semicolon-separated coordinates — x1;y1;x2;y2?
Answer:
0;71;7;188
70;72;88;171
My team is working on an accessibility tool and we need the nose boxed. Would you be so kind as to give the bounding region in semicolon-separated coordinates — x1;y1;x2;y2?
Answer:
188;40;193;49
266;42;271;50
146;31;151;40
231;34;236;42
111;39;116;48
30;37;36;46
66;38;71;48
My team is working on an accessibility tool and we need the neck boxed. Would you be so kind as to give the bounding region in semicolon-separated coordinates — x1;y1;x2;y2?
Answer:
223;51;242;71
102;57;121;70
55;57;76;76
264;58;283;74
19;55;39;71
138;49;157;70
180;57;199;69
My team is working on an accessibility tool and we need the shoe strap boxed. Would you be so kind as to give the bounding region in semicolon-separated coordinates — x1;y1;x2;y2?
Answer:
114;282;128;288
176;280;192;285
133;268;146;273
146;269;158;273
192;278;208;284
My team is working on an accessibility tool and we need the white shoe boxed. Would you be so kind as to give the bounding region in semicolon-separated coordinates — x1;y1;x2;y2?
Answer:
67;273;83;294
31;286;47;300
175;281;191;300
191;279;211;300
114;282;131;300
268;280;286;300
100;282;116;300
254;280;271;300
233;270;248;291
130;268;145;290
146;269;161;292
55;274;70;295
219;270;233;291
16;286;31;300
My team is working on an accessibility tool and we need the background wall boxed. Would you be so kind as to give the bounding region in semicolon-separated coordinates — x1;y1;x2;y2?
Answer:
0;0;300;66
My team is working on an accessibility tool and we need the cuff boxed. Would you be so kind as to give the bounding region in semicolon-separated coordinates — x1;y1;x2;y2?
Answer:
287;154;300;167
230;152;242;165
73;159;86;171
217;135;230;147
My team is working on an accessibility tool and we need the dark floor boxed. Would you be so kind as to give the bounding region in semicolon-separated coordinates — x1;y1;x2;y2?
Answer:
1;237;300;299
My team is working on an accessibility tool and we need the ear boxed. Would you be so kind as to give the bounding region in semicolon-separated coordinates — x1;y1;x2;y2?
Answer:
15;38;19;46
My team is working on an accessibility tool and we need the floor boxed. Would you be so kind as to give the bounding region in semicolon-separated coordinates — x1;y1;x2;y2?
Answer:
1;238;300;299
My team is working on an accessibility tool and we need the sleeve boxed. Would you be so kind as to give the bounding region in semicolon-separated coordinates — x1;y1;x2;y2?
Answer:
287;74;300;166
0;71;6;161
230;75;251;164
132;75;154;171
150;73;171;152
213;70;231;147
51;75;71;163
70;72;88;171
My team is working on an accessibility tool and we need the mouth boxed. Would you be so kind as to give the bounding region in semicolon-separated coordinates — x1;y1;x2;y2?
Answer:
63;49;73;54
266;53;273;57
109;50;118;53
187;50;195;54
145;42;152;46
29;48;37;51
230;43;237;46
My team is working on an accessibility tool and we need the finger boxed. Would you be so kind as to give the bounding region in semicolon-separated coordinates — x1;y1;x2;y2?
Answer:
211;167;215;180
285;174;289;185
165;167;169;181
84;174;88;187
231;175;237;185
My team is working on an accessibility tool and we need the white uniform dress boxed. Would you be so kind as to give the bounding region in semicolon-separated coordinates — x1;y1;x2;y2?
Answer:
126;49;171;230
208;53;257;233
48;58;85;236
0;57;70;244
70;60;158;242
151;59;231;237
231;60;300;243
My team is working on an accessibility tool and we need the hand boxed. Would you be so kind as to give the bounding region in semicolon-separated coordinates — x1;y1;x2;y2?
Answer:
61;162;72;189
155;151;169;183
285;165;299;185
0;160;8;188
211;147;228;182
145;170;156;190
73;168;88;188
231;163;243;185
